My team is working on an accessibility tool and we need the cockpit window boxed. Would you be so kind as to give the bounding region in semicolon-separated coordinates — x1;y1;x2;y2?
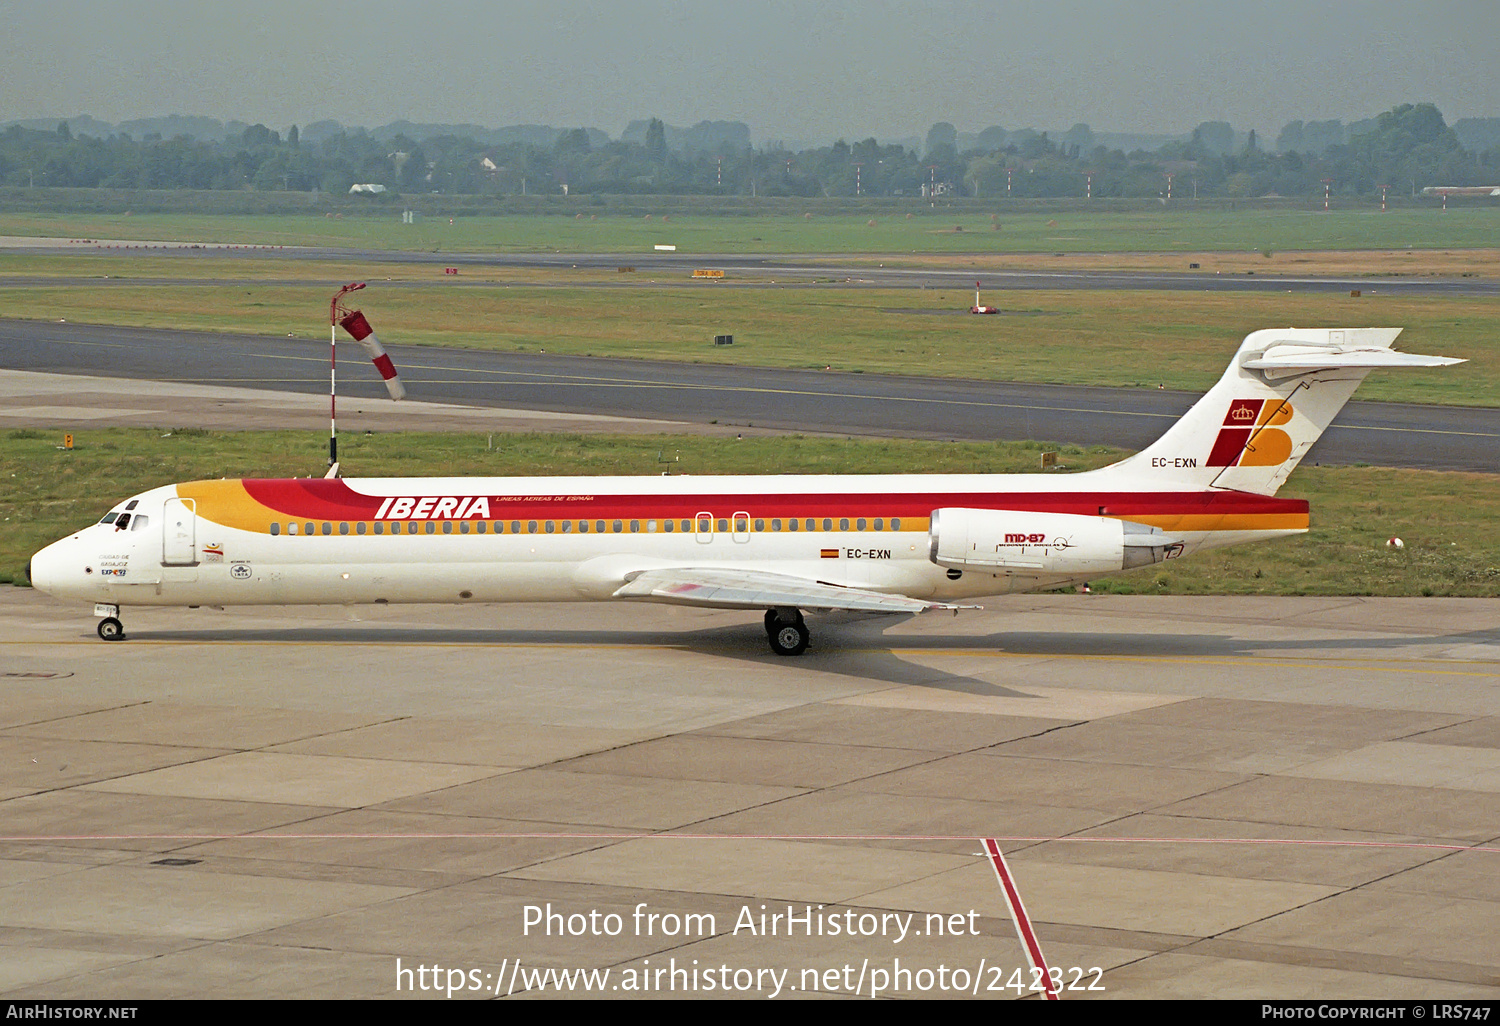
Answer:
130;514;150;531
125;500;139;511
99;512;120;525
114;513;131;530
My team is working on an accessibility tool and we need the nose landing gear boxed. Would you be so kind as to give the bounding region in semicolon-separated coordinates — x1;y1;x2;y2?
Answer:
764;607;809;656
94;604;125;641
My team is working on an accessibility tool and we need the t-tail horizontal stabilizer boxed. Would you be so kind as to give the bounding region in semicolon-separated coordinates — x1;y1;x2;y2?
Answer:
1111;328;1463;497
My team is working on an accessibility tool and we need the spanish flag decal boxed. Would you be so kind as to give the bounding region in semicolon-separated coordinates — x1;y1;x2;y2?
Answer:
820;548;839;559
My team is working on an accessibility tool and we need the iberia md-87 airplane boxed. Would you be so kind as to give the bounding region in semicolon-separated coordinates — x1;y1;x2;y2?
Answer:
29;328;1460;655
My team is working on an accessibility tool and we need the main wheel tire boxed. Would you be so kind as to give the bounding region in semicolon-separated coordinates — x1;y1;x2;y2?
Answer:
97;617;125;642
768;620;809;657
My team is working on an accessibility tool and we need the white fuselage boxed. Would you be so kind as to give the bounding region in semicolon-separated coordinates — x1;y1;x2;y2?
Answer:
28;470;1308;612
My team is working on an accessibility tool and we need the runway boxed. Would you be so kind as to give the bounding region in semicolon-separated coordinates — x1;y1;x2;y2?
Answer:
1;591;1496;998
3;319;1497;471
3;237;1497;296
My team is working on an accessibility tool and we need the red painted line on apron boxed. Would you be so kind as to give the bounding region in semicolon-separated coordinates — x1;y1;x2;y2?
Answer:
984;837;1058;1000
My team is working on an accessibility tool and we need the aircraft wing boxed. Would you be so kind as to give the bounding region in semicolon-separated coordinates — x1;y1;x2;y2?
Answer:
612;567;978;614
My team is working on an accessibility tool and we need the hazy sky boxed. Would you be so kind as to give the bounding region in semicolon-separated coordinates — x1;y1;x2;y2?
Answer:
4;0;1498;142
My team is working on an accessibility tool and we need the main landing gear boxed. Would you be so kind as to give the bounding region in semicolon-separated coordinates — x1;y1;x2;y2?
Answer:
764;608;809;656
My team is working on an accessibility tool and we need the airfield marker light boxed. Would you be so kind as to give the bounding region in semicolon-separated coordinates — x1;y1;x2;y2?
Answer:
1322;179;1332;211
1379;184;1390;212
1085;172;1091;201
1166;172;1173;202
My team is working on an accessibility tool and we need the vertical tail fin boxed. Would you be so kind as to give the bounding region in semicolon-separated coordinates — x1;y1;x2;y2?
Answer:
1107;328;1462;496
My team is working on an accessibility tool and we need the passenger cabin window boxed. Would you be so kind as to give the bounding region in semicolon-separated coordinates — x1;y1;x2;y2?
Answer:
892;518;902;530
270;522;280;536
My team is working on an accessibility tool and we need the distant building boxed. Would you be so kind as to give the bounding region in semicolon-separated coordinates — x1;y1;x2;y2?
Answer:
349;183;387;194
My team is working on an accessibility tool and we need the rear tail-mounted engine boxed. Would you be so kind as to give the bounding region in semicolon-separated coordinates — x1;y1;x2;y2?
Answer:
929;508;1184;574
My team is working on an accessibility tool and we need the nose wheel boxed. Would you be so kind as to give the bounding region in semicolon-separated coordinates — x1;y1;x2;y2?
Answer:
764;608;809;656
97;617;125;641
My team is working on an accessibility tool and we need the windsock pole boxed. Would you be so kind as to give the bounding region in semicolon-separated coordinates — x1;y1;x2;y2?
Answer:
328;282;367;470
329;318;337;468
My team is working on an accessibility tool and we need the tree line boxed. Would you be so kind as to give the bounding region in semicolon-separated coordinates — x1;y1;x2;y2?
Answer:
2;105;1496;201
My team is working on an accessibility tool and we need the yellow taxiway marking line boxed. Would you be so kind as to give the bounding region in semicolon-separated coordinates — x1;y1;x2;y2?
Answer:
7;640;1498;675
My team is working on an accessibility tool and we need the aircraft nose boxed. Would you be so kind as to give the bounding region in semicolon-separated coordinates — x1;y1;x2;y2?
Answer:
27;538;75;597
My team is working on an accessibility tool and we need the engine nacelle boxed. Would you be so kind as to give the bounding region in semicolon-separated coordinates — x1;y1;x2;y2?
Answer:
929;508;1182;574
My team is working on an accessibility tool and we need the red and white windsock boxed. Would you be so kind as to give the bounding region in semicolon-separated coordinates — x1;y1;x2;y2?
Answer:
337;309;406;400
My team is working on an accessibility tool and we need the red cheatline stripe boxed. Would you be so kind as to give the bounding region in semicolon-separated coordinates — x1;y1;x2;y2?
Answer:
984;837;1058;1000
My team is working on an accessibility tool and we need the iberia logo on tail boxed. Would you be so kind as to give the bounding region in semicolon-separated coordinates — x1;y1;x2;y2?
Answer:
1207;399;1295;467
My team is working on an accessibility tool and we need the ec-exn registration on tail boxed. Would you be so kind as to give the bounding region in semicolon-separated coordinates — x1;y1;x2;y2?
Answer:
28;328;1462;655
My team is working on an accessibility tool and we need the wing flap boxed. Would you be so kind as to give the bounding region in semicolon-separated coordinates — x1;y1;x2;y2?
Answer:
612;567;977;614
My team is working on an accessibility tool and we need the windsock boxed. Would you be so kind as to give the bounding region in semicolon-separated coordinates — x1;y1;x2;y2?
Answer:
337;309;406;400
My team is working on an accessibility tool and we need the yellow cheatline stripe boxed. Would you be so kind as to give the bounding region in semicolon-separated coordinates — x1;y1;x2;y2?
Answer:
1129;514;1308;531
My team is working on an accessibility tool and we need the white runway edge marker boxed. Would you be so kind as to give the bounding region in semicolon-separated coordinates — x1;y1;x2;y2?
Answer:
983;838;1059;1000
337;309;407;400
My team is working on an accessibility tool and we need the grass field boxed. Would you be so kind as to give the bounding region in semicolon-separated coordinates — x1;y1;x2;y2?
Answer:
3;207;1499;255
2;276;1493;404
5;428;1496;598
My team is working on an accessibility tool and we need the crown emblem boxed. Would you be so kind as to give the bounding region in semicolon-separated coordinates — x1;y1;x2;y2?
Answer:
1229;406;1255;421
